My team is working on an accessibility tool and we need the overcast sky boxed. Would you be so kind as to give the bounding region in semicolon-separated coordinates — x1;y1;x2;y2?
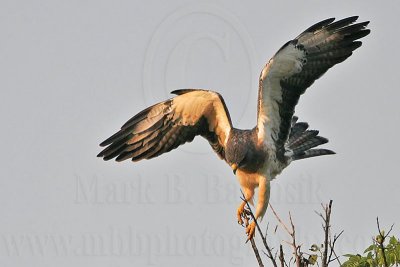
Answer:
1;1;399;266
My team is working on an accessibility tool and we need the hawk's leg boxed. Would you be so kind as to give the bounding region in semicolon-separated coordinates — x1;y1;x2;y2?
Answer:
237;200;256;242
247;176;270;241
246;221;256;241
237;201;247;225
237;187;254;225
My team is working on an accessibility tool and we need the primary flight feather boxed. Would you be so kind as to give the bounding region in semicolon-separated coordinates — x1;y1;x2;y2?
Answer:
98;16;370;240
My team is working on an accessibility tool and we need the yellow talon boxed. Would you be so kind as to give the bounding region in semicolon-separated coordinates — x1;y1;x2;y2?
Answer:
246;221;256;242
237;201;246;225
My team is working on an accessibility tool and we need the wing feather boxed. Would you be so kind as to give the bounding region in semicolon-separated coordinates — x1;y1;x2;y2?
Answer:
257;17;370;159
98;89;232;162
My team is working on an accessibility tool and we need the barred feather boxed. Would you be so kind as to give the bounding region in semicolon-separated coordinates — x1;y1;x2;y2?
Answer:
258;16;370;160
292;149;335;160
98;90;232;162
288;119;335;161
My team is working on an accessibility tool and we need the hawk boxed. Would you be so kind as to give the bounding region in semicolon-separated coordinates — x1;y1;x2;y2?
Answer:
98;16;370;240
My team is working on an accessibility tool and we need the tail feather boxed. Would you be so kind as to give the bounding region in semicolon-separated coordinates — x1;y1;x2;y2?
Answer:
289;130;319;147
292;136;328;154
288;116;309;143
292;149;335;160
288;117;335;161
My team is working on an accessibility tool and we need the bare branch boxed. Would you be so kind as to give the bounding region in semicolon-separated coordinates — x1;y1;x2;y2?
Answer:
376;217;393;267
240;190;278;267
288;212;303;267
270;203;292;236
321;200;333;267
270;203;303;267
328;230;343;266
279;244;285;267
243;214;264;267
377;217;394;239
315;210;326;223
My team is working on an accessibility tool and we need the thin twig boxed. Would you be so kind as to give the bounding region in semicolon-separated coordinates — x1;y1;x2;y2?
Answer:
328;230;344;266
270;203;292;236
270;203;302;267
376;217;394;267
289;212;302;267
240;190;278;267
321;200;333;267
279;244;285;267
376;217;394;239
243;215;264;267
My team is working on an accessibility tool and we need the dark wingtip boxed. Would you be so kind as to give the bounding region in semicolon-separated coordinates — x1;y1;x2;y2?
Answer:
360;20;370;27
303;17;335;33
103;155;115;161
97;151;115;160
325;149;336;155
99;131;123;147
97;147;107;157
346;15;359;22
170;89;189;95
99;140;109;147
171;89;197;95
317;136;329;145
319;17;336;25
362;29;371;37
171;89;209;95
335;16;359;25
115;154;129;162
97;153;110;161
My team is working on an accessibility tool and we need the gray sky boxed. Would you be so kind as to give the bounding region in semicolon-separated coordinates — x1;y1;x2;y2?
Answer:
1;1;399;266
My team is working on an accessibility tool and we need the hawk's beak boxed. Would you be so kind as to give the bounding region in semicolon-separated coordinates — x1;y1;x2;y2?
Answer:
231;163;238;175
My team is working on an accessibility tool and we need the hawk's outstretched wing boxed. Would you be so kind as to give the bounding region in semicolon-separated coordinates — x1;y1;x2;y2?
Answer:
97;89;232;161
257;16;370;158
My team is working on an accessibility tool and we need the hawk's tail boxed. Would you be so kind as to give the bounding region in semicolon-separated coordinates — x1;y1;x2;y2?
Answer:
287;117;335;160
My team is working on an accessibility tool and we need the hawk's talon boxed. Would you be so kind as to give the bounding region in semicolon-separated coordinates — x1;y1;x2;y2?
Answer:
243;208;251;216
245;221;256;242
237;201;247;225
237;210;244;225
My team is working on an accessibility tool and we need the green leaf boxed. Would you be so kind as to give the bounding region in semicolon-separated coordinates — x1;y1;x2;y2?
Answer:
364;244;375;253
308;254;318;265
